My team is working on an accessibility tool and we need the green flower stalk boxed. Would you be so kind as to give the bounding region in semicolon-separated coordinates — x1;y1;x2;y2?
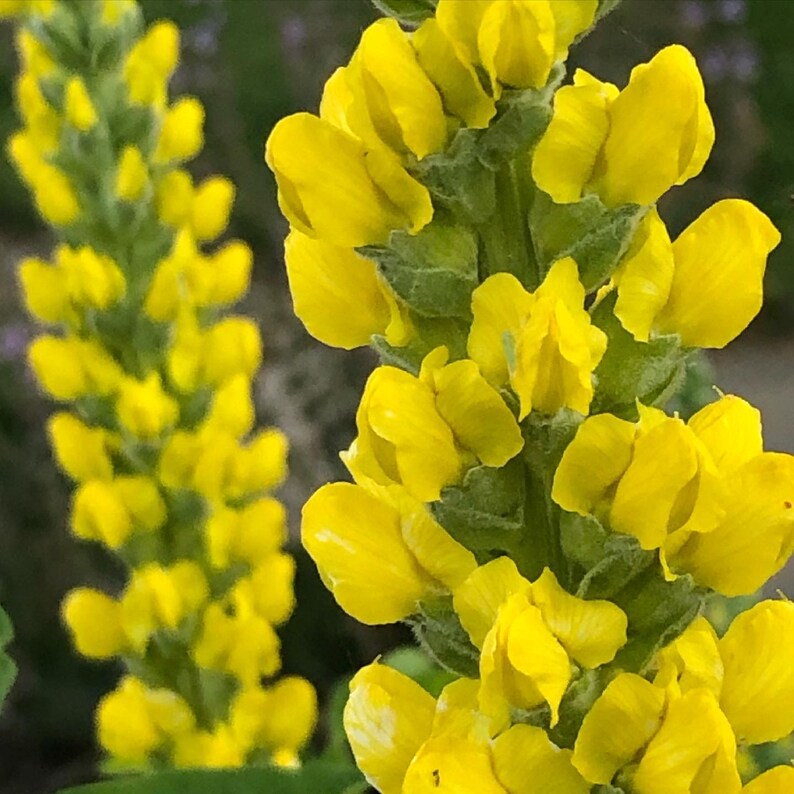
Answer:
4;0;316;770
266;0;794;792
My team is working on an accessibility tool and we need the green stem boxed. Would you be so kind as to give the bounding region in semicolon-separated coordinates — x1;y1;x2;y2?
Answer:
478;159;538;287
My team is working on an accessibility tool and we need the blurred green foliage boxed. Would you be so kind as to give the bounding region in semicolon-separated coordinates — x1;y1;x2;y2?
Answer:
0;0;792;791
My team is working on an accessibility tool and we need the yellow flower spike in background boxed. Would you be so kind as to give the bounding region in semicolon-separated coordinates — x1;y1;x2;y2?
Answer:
6;0;315;771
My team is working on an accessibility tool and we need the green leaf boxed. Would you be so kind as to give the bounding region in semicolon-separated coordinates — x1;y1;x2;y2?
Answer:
59;761;364;794
371;0;437;27
433;460;525;553
0;603;16;710
530;192;645;291
382;647;455;697
591;292;688;417
362;216;478;319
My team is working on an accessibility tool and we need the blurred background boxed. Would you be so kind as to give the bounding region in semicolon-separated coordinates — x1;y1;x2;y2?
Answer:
0;0;792;790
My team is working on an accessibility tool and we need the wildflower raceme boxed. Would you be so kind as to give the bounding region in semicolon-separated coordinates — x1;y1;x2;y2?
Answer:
5;0;316;770
266;0;794;792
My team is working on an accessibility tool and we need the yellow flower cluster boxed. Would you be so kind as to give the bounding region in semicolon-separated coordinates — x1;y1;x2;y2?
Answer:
266;0;792;792
7;0;315;769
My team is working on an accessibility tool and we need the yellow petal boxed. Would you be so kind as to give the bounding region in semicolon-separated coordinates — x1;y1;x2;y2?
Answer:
632;689;741;794
550;1;598;57
284;229;391;350
532;568;627;668
344;662;436;794
742;767;794;794
505;600;571;726
719;600;794;744
433;358;523;467
653;616;723;698
453;556;531;649
301;483;432;624
672;453;794;595
403;733;507;793
610;416;698;549
386;487;477;590
412;18;496;129
572;673;666;785
493;724;590;794
266;113;427;247
656;199;781;348
552;412;637;515
598;45;714;207
468;272;534;387
478;0;556;90
348;366;461;502
532;70;615;204
687;395;763;477
356;19;447;159
62;587;125;659
434;0;492;66
613;207;675;342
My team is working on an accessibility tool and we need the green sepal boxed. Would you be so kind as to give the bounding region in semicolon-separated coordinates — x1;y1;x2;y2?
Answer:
478;81;558;169
591;292;688;417
522;408;583;481
370;315;469;374
560;512;655;600
414;129;497;224
0;603;16;711
549;668;605;749
432;459;525;553
361;216;478;319
58;761;365;794
596;0;625;21
612;570;705;673
529;192;645;290
371;0;437;27
407;597;480;678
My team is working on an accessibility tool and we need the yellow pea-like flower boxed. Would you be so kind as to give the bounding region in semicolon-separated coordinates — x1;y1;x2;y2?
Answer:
612;201;780;347
208;240;253;306
48;412;114;482
116;371;180;439
71;480;133;548
18;256;69;324
64;76;97;131
32;164;79;226
265;112;433;247
453;557;626;728
154;97;205;162
469;257;607;418
62;587;126;659
16;29;55;77
742;767;794;794
322;18;447;160
201;316;262;386
190;175;235;241
344;662;437;794
302;480;475;624
255;677;318;755
572;673;666;785
57;244;126;310
115;145;148;201
156;169;194;225
533;45;714;207
343;348;522;502
96;677;163;762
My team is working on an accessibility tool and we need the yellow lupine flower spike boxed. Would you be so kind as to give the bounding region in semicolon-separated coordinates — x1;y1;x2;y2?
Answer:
7;0;315;770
